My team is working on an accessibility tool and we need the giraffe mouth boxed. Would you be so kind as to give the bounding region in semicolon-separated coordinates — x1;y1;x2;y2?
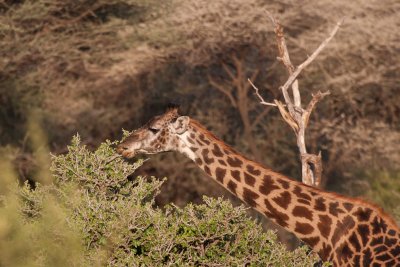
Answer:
117;142;162;158
119;149;158;158
117;142;144;158
119;150;137;158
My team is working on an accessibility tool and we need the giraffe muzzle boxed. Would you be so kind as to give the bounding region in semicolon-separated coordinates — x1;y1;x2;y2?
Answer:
116;144;136;158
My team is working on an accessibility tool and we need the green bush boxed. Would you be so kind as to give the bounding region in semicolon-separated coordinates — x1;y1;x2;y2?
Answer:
0;136;320;266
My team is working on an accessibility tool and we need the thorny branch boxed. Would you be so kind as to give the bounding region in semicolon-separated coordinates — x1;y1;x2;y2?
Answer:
249;12;343;187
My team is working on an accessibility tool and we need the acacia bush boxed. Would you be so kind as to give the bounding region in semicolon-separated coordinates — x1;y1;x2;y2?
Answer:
0;135;321;266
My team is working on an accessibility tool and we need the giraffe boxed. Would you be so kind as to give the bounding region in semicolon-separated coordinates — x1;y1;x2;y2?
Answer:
116;107;400;267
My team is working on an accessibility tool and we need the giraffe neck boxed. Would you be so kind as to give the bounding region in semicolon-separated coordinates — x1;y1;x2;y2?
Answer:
175;119;400;266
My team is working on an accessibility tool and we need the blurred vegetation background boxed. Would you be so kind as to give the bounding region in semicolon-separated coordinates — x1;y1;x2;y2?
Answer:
1;0;399;260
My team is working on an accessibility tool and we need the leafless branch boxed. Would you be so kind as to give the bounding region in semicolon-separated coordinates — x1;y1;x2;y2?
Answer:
248;78;277;107
250;12;344;187
279;18;344;102
274;100;299;132
304;90;331;127
244;69;260;92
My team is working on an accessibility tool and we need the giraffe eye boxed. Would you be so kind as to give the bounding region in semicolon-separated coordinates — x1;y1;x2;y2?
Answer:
149;127;159;134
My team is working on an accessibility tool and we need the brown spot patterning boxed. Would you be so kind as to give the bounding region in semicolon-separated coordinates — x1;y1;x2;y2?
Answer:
357;224;370;246
223;148;232;155
212;144;224;157
195;157;203;166
370;236;383;246
329;202;345;216
244;172;256;186
343;202;354;212
259;175;279;195
231;170;241;182
215;167;226;183
293;186;312;201
276;178;290;189
318;214;332;238
349;231;361;251
226;156;243;167
292;206;313;221
242;188;259;208
319;243;333;261
246;165;261;175
201;149;214;164
264;199;290;228
218;159;227;166
227;180;237;194
199;134;211;145
272;191;291;210
337;243;352;265
371;216;387;234
353;207;372;222
315;197;327;211
295;222;314;235
302;236;320;248
331;215;356;246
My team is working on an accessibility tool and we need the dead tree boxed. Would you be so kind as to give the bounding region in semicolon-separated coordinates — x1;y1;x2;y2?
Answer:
249;12;343;187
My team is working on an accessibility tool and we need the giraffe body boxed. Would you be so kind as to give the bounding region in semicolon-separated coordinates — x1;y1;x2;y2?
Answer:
117;107;400;266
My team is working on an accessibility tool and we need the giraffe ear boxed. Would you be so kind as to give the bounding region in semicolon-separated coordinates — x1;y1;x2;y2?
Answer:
172;116;189;134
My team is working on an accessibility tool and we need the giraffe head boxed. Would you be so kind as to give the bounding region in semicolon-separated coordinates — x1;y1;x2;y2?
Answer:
117;107;190;158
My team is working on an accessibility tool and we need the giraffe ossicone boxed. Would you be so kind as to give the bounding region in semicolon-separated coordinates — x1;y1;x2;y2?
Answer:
117;107;400;267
